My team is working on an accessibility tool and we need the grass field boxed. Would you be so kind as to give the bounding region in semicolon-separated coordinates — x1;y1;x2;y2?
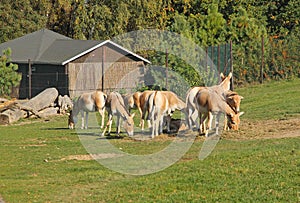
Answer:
0;79;300;202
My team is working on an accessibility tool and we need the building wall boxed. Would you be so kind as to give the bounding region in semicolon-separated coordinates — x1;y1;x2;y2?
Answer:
67;61;145;98
67;45;146;98
15;45;147;99
17;64;68;99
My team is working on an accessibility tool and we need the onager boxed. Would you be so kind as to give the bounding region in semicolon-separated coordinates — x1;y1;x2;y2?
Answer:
58;95;73;114
147;90;186;137
160;91;186;132
195;88;244;137
223;90;244;130
101;92;135;136
225;91;244;113
148;91;170;138
68;91;106;129
135;90;155;130
186;72;232;129
123;91;141;112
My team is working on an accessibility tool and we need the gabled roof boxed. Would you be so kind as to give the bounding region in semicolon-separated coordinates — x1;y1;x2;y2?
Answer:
0;29;150;65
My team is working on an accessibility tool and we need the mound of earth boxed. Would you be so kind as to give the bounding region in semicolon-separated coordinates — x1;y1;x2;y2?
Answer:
223;117;300;140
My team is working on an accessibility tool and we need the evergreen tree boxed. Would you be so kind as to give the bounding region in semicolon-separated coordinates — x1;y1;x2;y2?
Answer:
0;49;21;96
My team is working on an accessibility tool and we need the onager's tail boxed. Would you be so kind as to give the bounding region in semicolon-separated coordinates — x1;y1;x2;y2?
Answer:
148;91;158;120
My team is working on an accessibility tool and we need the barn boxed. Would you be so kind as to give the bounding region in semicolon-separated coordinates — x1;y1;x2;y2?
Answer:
0;29;150;99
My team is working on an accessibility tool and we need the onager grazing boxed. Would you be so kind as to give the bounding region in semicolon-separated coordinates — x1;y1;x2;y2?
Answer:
186;72;232;129
195;88;244;137
223;90;244;130
101;92;135;136
148;91;170;138
68;91;107;129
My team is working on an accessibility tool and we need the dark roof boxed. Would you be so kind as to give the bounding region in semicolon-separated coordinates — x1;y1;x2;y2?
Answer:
0;29;150;65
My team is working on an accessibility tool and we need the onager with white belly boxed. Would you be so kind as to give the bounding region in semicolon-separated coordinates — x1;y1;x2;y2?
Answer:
186;72;232;129
161;91;186;132
137;90;155;130
102;92;135;136
68;91;106;129
195;88;244;137
148;91;169;138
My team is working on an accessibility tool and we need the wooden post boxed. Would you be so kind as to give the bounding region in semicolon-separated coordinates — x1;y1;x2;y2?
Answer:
224;43;227;73
102;46;105;91
205;47;208;72
261;36;264;84
230;41;234;91
28;59;32;99
218;45;220;75
165;48;168;90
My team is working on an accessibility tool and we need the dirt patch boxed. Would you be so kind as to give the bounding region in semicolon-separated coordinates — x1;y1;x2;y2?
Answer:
222;117;300;140
58;153;123;161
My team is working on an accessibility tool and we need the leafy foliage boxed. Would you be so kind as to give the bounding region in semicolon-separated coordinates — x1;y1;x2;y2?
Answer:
0;48;21;96
0;0;299;85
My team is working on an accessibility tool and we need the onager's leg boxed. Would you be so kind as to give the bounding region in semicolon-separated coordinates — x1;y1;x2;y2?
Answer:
99;108;105;129
215;112;222;135
159;114;164;135
80;111;85;129
116;115;121;135
85;112;89;129
151;116;155;138
191;109;199;129
165;115;171;133
102;114;112;136
205;112;213;137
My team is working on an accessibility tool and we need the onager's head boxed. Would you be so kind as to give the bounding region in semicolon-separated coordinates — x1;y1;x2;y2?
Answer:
227;112;244;130
226;92;244;113
68;110;76;129
68;105;79;129
123;113;135;136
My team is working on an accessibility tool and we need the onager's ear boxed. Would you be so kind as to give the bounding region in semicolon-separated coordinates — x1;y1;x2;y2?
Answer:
227;96;234;100
220;73;225;80
103;94;107;102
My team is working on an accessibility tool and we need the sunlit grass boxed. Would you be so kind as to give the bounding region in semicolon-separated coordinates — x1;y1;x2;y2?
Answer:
0;79;300;202
236;78;300;120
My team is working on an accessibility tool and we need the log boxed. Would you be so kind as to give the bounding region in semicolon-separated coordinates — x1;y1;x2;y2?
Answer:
24;88;58;112
37;107;59;118
0;98;8;103
0;108;26;125
0;98;17;112
0;88;59;125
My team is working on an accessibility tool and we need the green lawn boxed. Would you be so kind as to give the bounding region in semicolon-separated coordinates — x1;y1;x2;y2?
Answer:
236;78;300;120
0;79;300;202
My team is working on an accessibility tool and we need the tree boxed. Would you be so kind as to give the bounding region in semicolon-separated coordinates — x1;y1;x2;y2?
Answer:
0;48;21;96
0;0;47;43
228;6;268;83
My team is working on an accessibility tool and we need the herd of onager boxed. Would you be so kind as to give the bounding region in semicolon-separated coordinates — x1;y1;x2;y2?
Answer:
68;72;244;138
